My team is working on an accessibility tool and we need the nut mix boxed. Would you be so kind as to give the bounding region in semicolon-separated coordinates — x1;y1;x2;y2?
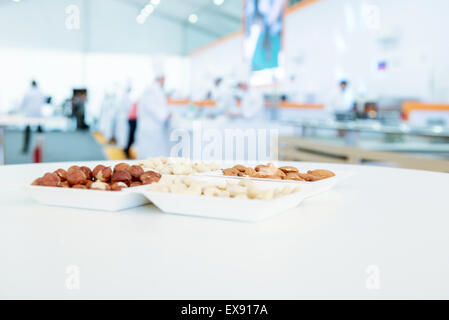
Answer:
147;176;301;200
31;163;161;191
222;163;335;181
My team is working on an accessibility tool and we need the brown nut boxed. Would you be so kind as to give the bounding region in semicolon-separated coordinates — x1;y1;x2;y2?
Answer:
54;169;67;181
233;164;247;172
253;172;272;179
67;169;87;186
41;172;61;187
72;184;87;189
59;181;70;188
80;166;92;181
129;181;142;187
31;178;42;186
279;166;299;174
307;169;335;180
111;182;128;191
127;165;144;180
92;165;106;178
285;172;304;181
237;172;246;177
95;166;112;182
275;169;287;178
140;171;161;185
244;167;257;177
298;173;320;181
255;163;277;175
111;170;132;185
114;163;130;172
90;181;111;191
67;166;81;175
85;180;93;189
222;168;239;176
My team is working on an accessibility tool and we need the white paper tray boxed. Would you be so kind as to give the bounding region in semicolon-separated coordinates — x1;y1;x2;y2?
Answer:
138;176;307;222
25;185;150;211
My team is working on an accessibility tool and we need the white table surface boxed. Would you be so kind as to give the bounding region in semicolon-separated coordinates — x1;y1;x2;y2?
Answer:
0;160;448;299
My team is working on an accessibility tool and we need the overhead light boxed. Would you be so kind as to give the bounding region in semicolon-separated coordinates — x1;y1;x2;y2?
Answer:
188;13;198;24
12;0;21;2
142;4;154;15
213;0;224;5
137;0;159;24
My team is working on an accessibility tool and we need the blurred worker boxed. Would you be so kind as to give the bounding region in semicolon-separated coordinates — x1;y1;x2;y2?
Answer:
210;77;234;117
115;84;132;151
124;101;138;159
136;75;169;158
99;84;119;143
20;80;45;153
330;80;355;113
238;82;265;119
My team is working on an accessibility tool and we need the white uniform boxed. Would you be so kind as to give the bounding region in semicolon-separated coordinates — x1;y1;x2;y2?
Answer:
136;82;169;158
241;88;265;119
331;88;355;112
211;83;234;116
21;87;45;117
115;88;132;149
99;92;119;141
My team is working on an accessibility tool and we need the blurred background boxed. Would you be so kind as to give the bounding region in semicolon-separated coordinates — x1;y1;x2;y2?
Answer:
0;0;448;172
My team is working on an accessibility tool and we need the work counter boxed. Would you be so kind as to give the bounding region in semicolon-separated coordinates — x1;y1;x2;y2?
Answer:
0;161;448;299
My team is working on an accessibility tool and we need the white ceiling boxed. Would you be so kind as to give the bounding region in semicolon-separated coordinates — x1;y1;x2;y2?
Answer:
0;0;243;54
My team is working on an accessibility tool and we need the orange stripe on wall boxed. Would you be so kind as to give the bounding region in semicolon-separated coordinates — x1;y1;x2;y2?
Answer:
402;101;449;120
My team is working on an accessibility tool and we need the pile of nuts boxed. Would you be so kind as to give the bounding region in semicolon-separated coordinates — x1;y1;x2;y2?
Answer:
139;157;220;175
222;163;335;181
31;163;161;191
147;176;300;200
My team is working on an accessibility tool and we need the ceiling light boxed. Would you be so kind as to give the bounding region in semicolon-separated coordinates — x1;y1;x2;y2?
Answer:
213;0;224;5
136;15;146;24
188;13;198;24
151;0;160;5
12;0;21;2
142;4;154;15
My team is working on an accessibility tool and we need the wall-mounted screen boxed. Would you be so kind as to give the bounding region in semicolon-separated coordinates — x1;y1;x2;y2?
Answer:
244;0;286;85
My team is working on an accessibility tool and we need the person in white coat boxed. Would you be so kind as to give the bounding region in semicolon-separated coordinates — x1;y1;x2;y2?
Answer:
115;85;132;150
210;77;234;117
21;80;45;153
99;84;120;142
136;75;169;158
238;82;265;120
330;80;355;113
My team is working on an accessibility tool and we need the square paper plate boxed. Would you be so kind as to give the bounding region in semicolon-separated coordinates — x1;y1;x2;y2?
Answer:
139;177;306;222
25;185;150;211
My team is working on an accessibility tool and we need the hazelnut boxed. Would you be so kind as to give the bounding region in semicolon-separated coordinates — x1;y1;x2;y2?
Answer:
54;169;67;181
129;181;142;187
72;184;87;189
67;165;81;175
140;171;161;185
111;170;132;185
95;166;112;182
41;173;60;187
114;163;130;172
67;169;87;186
90;181;111;191
92;165;106;178
127;165;144;180
80;166;93;180
111;182;128;191
86;180;93;189
31;178;42;186
59;181;70;188
279;166;299;174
